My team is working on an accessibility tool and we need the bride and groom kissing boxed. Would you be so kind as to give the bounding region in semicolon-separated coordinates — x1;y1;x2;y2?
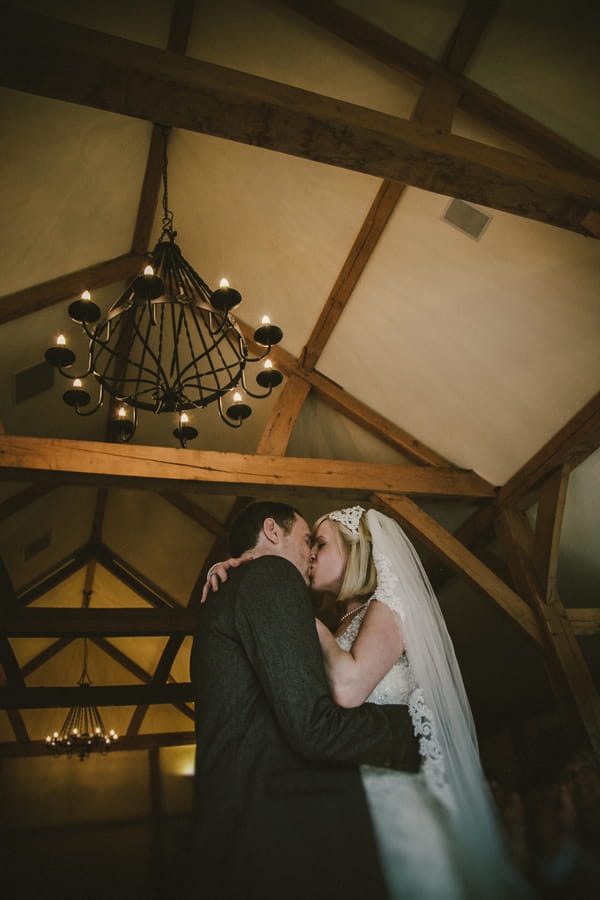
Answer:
189;501;527;899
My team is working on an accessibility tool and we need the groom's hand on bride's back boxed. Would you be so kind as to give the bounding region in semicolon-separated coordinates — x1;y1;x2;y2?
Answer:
382;706;421;773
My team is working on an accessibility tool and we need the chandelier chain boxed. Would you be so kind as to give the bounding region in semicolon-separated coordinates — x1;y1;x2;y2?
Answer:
160;125;175;237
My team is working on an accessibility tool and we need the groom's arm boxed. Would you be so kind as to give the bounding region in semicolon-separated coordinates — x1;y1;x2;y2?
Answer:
236;557;419;771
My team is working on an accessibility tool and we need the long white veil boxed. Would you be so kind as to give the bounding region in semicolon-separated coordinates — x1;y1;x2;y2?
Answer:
367;509;529;898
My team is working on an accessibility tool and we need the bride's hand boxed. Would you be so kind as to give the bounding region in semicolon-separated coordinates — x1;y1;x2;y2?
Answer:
200;552;255;603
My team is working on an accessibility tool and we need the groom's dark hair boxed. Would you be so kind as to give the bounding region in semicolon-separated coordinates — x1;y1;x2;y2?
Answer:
229;501;301;556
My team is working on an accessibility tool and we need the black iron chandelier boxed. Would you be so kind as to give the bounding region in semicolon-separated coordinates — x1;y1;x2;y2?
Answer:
46;638;118;762
45;127;284;447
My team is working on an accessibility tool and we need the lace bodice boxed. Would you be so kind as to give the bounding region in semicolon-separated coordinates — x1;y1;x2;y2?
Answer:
335;604;417;705
336;600;454;811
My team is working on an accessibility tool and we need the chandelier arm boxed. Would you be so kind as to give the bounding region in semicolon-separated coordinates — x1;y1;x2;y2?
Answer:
239;343;273;364
73;393;104;417
241;380;274;401
54;363;93;381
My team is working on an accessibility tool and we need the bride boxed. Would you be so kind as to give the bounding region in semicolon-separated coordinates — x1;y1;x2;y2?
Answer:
204;504;529;899
309;506;528;899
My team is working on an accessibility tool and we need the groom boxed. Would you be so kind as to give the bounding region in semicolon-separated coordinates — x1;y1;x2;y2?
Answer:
190;501;419;899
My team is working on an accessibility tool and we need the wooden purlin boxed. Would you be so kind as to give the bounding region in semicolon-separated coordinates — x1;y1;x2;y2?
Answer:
1;6;599;234
0;254;146;326
287;0;600;179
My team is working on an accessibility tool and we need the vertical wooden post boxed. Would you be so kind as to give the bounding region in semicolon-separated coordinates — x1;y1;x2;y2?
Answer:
495;507;600;760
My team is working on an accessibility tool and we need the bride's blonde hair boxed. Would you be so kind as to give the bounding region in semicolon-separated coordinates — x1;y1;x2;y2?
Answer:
314;511;377;604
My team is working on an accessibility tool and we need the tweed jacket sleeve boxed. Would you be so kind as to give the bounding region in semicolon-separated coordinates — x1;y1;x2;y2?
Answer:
234;556;418;769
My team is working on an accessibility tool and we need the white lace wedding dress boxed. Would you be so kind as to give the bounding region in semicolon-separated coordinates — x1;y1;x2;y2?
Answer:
338;606;470;900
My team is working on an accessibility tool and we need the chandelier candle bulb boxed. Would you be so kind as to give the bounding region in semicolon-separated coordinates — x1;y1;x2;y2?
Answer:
45;333;75;368
256;357;283;389
108;405;135;441
133;265;164;301
254;316;283;347
46;637;119;761
173;410;198;447
68;289;101;324
226;389;252;422
62;377;91;408
211;277;242;312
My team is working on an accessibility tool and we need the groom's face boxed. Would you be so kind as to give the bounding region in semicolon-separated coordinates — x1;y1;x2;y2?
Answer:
279;514;313;585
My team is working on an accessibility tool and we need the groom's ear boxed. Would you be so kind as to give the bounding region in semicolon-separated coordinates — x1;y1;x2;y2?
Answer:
262;517;280;546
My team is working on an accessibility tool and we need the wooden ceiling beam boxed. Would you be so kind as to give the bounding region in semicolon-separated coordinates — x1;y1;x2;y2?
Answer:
0;637;29;740
21;637;75;677
0;254;145;326
0;683;193;709
0;484;57;522
130;1;195;253
255;377;311;455
95;542;181;609
533;463;570;604
299;69;462;373
131;124;169;255
0;552;17;609
243;329;456;467
428;392;600;589
2;6;598;236
300;180;406;371
372;493;542;645
495;508;600;758
0;608;196;637
90;636;193;724
0;435;495;499
11;598;598;640
567;609;600;636
0;637;25;686
442;0;499;74
17;542;95;607
157;492;228;540
287;0;600;180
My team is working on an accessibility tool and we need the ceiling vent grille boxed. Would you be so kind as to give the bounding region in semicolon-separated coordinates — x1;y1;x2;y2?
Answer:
24;531;51;561
441;199;492;240
14;360;54;404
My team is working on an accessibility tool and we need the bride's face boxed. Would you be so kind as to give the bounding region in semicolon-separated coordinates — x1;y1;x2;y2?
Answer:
309;519;347;595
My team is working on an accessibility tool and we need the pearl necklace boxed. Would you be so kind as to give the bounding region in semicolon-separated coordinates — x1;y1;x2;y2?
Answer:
338;602;368;625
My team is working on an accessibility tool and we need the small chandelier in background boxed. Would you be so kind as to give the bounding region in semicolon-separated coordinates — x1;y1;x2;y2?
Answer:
45;126;284;447
46;638;118;762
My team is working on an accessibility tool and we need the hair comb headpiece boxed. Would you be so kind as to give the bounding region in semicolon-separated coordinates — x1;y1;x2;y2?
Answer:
328;506;365;535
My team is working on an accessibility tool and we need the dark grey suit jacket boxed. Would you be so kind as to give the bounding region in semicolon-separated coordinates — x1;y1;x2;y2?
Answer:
190;555;419;900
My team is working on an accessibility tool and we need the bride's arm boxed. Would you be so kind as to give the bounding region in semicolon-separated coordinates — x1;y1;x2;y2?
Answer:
315;600;404;708
200;552;255;603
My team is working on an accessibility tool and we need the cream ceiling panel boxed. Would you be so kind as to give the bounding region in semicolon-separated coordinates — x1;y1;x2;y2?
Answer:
466;0;600;156
0;89;151;294
317;186;600;484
